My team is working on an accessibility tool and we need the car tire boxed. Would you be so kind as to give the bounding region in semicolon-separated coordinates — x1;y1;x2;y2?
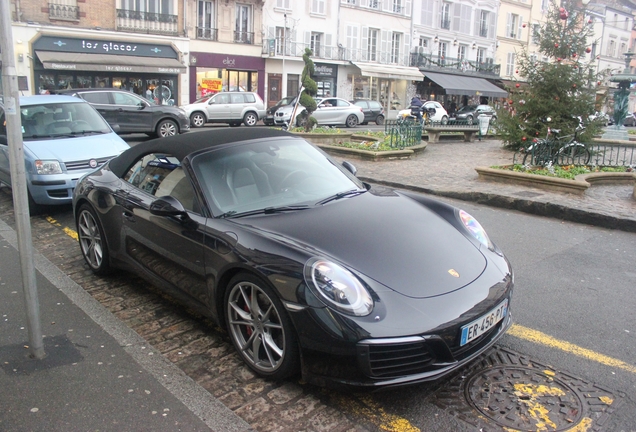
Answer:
76;203;111;275
466;115;474;125
156;119;178;138
27;190;43;216
225;273;299;380
345;114;359;128
190;112;206;128
441;115;449;125
243;112;258;127
375;115;385;125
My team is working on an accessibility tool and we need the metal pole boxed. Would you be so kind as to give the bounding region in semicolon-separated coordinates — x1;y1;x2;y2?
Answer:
282;14;287;98
0;0;45;359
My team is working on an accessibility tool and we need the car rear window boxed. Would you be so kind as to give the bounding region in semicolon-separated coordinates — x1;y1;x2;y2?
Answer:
244;93;256;103
354;101;368;108
369;101;382;109
81;92;110;104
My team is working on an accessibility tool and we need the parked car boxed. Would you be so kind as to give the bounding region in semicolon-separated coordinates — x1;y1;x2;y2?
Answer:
0;95;129;213
623;112;636;127
452;105;497;125
54;88;190;138
73;127;514;388
588;111;610;127
274;97;364;128
182;92;266;128
351;99;385;125
398;101;449;124
264;96;296;126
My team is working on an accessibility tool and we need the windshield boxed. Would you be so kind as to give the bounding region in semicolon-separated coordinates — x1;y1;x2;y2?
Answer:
191;137;365;217
20;102;112;140
193;95;213;104
276;97;295;107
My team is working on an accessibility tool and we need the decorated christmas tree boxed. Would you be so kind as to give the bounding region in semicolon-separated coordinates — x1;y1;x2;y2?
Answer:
497;0;607;151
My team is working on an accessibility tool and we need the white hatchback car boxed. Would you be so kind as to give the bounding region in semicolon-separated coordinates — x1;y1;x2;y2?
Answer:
399;101;449;124
274;97;364;128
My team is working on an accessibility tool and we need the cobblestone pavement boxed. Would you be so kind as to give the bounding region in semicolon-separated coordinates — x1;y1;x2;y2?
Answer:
331;139;636;230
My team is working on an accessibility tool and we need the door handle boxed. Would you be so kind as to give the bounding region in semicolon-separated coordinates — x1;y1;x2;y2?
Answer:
123;210;135;222
117;108;124;112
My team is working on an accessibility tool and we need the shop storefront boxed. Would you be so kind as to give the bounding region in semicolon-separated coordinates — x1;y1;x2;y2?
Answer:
348;62;424;112
31;35;186;105
189;53;265;102
312;63;338;98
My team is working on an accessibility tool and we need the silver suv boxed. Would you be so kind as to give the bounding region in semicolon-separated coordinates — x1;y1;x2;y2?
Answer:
182;92;266;127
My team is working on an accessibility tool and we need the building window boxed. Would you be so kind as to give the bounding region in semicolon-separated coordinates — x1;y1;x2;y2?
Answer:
607;39;616;57
369;0;379;8
312;0;326;14
477;48;486;65
441;3;451;29
506;52;516;76
235;4;252;44
393;0;403;13
276;27;286;55
49;0;79;20
479;11;489;37
368;29;379;61
346;0;356;4
391;33;402;63
197;0;216;40
419;37;429;48
531;24;540;44
507;13;521;39
276;0;291;9
311;32;323;57
438;41;447;62
458;45;466;60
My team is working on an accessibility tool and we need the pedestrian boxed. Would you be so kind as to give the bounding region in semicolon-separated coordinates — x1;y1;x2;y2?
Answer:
449;101;457;116
410;95;423;123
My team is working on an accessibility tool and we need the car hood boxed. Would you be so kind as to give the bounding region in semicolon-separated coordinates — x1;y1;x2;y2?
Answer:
25;133;129;162
232;190;487;298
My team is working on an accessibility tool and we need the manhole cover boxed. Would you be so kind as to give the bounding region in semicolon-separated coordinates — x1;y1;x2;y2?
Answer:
431;347;622;431
466;366;583;431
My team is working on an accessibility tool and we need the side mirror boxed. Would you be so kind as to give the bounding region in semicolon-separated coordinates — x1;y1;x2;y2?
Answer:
342;160;357;176
110;123;121;133
150;195;187;217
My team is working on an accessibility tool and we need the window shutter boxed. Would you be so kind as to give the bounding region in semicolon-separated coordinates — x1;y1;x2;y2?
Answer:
382;0;390;12
361;26;369;60
474;9;480;37
325;33;333;58
404;0;411;16
489;12;495;39
381;30;389;63
518;16;523;40
506;13;511;38
452;4;461;31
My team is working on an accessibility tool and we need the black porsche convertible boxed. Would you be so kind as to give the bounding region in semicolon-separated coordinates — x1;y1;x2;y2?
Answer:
73;128;513;388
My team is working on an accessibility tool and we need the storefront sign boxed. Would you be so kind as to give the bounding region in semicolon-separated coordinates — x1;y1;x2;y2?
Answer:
200;78;223;95
33;36;179;59
192;52;265;70
313;63;337;78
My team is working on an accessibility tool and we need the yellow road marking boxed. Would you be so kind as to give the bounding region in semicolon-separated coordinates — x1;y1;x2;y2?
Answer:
63;227;78;241
509;324;636;374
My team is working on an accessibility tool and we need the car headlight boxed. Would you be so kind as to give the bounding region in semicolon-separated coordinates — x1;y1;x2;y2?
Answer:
459;210;493;249
35;160;63;175
304;258;374;316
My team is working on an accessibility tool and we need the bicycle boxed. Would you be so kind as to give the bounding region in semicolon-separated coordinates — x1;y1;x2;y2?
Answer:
522;121;590;166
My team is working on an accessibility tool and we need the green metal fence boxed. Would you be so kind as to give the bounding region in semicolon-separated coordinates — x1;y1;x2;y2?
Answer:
384;120;423;148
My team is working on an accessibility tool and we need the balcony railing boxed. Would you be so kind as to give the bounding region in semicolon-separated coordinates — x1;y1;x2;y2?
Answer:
234;31;254;44
49;3;79;21
410;53;501;76
116;9;178;36
263;39;413;67
479;27;488;37
197;27;218;41
440;19;451;29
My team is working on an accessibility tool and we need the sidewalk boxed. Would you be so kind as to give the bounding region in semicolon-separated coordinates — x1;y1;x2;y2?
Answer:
0;219;253;432
332;138;636;232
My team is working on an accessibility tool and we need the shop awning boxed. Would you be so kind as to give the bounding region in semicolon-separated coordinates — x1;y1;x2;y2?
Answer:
424;72;508;98
35;51;186;74
351;62;424;81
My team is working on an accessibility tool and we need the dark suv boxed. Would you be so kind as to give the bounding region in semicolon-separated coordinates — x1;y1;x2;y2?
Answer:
54;88;190;138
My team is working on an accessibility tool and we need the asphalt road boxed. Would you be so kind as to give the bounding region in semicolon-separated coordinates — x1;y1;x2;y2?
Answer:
2;126;634;431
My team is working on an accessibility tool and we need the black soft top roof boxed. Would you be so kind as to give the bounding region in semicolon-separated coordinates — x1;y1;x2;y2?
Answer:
109;128;294;178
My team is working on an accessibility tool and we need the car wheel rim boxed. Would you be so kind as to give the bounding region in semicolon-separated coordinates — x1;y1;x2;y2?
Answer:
347;115;357;127
192;115;204;127
78;210;103;269
245;114;257;126
160;122;177;136
227;281;285;373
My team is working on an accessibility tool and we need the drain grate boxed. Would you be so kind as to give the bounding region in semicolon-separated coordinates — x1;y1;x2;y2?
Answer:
432;347;623;431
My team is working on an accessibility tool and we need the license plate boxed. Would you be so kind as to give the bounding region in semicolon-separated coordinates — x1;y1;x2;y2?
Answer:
460;299;508;346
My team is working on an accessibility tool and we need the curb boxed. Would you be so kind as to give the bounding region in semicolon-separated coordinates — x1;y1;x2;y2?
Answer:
360;177;636;233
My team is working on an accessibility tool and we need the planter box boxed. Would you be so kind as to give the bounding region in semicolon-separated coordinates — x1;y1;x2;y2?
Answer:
476;166;636;198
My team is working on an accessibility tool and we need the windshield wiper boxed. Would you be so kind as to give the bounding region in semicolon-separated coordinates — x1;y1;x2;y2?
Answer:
218;205;310;219
316;188;367;205
71;130;104;136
